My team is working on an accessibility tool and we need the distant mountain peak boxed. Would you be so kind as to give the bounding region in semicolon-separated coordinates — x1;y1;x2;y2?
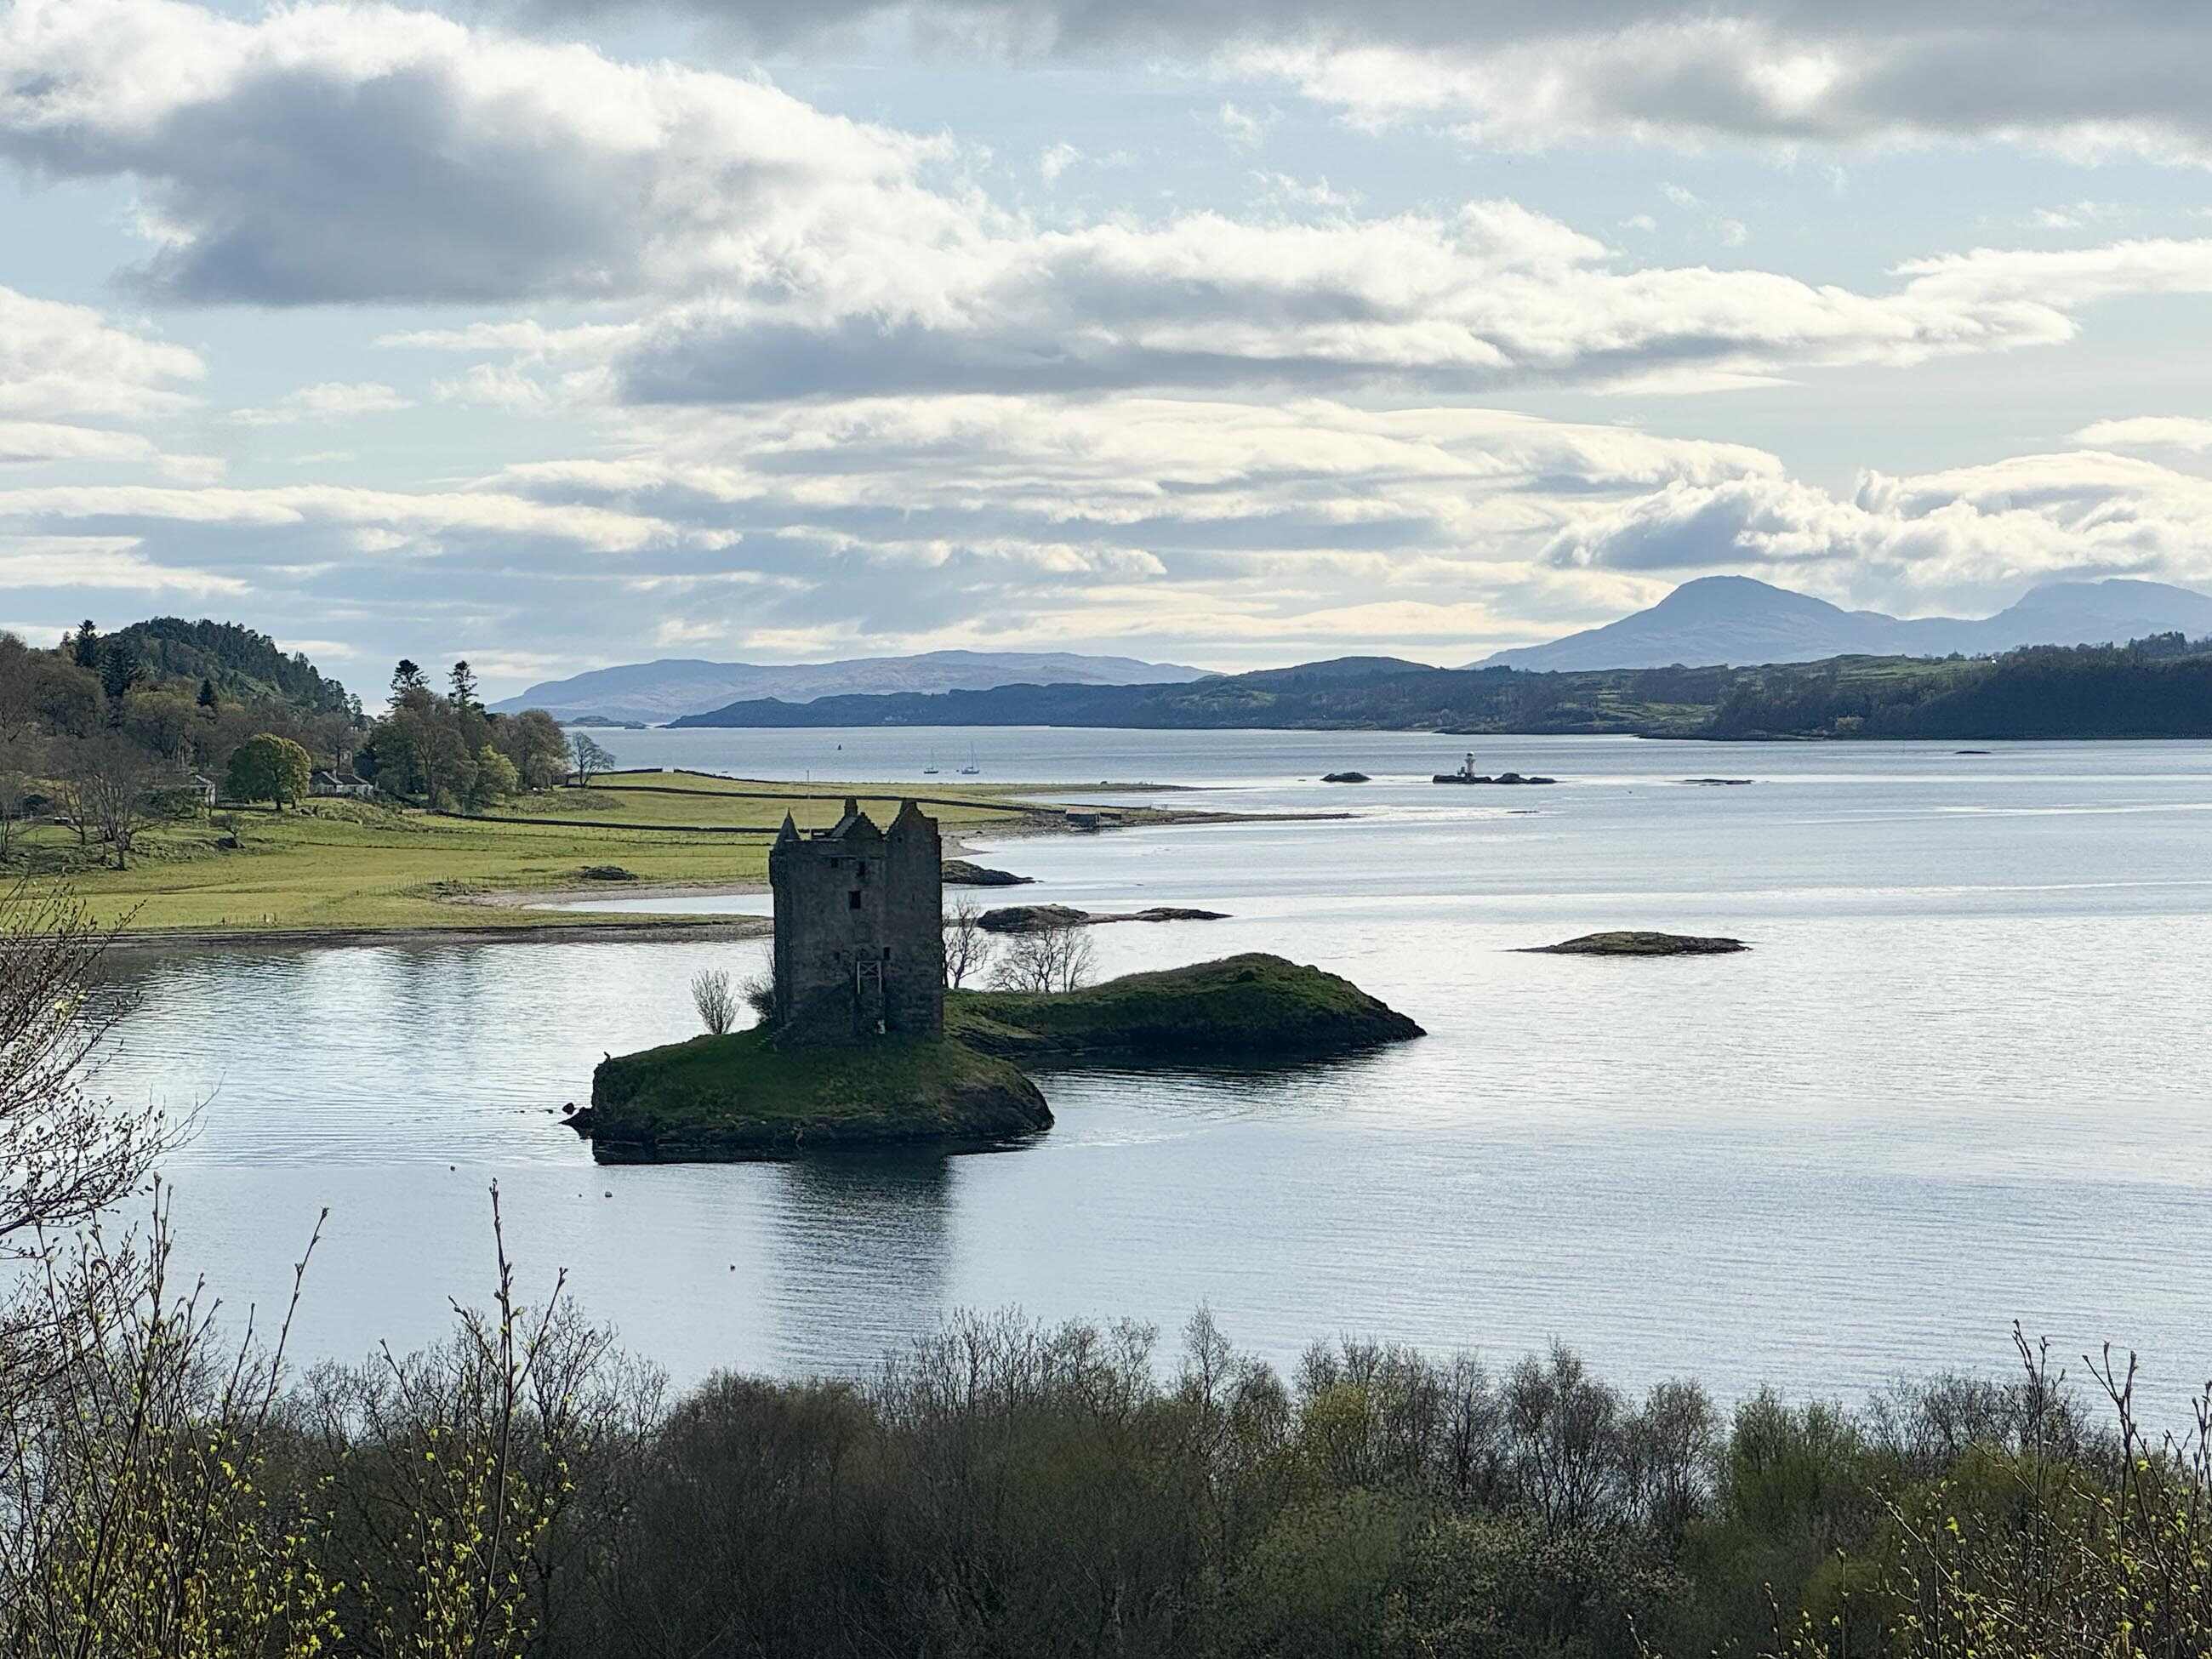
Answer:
491;648;1214;722
1479;574;2212;672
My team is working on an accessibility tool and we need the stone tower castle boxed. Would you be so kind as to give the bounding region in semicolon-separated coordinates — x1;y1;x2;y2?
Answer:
768;798;944;1044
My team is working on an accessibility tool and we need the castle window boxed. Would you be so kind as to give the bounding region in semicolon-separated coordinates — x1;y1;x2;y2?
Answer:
848;890;862;910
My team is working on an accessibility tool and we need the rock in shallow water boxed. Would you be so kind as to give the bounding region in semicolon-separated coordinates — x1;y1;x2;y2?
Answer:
1520;931;1749;956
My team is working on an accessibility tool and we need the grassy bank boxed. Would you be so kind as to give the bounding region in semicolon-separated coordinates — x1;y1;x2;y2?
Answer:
584;1025;1051;1160
949;951;1426;1062
23;772;1043;936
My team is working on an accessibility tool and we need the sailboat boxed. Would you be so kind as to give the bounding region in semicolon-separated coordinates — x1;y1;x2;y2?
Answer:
922;752;941;775
958;744;981;776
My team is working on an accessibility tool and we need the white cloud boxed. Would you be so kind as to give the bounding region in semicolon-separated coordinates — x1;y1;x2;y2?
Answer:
0;284;202;420
227;381;415;426
2073;416;2212;453
1252;171;1359;210
1038;141;1081;182
0;0;966;305
432;363;556;414
1232;9;2212;165
0;534;247;594
516;1;2212;167
0;482;682;552
0;422;163;467
1543;448;2212;613
8;3;2204;410
1216;101;1271;149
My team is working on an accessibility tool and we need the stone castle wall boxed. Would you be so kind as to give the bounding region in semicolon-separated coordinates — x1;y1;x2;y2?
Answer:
768;799;944;1044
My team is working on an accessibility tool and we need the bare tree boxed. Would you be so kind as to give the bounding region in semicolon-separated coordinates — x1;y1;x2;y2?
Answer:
989;919;1096;995
0;732;43;864
0;883;167;1263
71;737;153;869
943;894;995;989
567;733;617;785
738;969;777;1026
691;967;737;1035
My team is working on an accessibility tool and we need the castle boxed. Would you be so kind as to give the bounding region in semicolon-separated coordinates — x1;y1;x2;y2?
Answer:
767;798;944;1044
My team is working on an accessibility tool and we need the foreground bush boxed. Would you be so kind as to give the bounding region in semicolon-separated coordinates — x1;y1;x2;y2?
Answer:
12;1251;2212;1659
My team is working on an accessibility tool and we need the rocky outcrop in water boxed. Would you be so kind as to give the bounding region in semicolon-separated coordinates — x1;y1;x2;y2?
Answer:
1521;932;1748;956
942;859;1034;887
976;904;1229;933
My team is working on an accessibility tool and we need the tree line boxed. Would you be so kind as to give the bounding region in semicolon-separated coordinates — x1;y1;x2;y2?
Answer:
355;658;573;812
0;619;593;870
1704;635;2212;739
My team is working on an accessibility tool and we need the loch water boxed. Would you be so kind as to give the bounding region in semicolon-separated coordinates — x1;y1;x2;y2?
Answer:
103;730;2212;1409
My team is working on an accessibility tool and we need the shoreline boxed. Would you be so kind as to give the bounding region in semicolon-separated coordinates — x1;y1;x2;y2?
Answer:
100;805;1350;951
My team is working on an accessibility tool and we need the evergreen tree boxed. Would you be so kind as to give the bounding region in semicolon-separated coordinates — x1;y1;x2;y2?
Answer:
98;641;144;707
70;619;100;670
389;658;427;711
197;676;219;713
449;659;481;712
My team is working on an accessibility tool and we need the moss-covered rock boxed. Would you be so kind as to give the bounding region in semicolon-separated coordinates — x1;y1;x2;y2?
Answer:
579;1029;1051;1162
949;952;1423;1064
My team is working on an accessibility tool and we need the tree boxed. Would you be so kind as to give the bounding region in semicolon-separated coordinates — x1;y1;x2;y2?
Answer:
501;709;569;791
449;659;481;711
196;675;219;713
692;968;737;1035
68;619;99;670
0;733;38;863
71;736;155;869
944;895;995;989
390;658;427;708
568;732;617;784
97;640;145;710
989;918;1096;995
31;658;100;739
465;744;520;812
225;732;314;810
122;688;197;766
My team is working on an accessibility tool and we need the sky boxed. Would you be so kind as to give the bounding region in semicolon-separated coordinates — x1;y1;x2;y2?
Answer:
4;0;2212;696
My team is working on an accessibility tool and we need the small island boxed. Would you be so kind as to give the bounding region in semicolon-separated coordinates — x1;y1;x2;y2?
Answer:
975;904;1229;932
1521;931;1749;956
573;802;1422;1162
950;953;1423;1064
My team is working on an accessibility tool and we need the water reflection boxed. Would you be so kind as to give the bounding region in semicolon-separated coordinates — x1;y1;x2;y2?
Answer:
765;1151;958;1374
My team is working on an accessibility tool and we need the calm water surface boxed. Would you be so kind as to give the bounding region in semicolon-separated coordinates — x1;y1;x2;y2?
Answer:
103;730;2212;1407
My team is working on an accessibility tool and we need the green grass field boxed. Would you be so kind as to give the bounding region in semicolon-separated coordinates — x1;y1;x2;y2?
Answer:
23;772;1045;936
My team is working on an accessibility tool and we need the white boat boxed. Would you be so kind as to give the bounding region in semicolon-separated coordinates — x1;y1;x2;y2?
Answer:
958;745;981;776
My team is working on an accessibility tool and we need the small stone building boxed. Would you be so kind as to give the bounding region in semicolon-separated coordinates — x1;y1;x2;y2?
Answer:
768;798;944;1044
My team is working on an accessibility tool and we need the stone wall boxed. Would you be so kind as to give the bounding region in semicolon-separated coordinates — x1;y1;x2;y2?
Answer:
767;799;944;1044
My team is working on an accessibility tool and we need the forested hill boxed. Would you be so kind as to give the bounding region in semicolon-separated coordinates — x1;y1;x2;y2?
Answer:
104;617;354;715
669;636;2212;740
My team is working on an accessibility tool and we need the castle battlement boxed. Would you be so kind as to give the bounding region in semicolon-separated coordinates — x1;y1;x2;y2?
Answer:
767;798;944;1044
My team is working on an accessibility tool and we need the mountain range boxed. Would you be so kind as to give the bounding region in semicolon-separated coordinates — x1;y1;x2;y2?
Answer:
1479;576;2212;671
491;648;1212;723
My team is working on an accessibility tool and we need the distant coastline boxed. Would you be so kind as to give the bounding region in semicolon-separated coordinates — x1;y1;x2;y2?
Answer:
665;640;2212;743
